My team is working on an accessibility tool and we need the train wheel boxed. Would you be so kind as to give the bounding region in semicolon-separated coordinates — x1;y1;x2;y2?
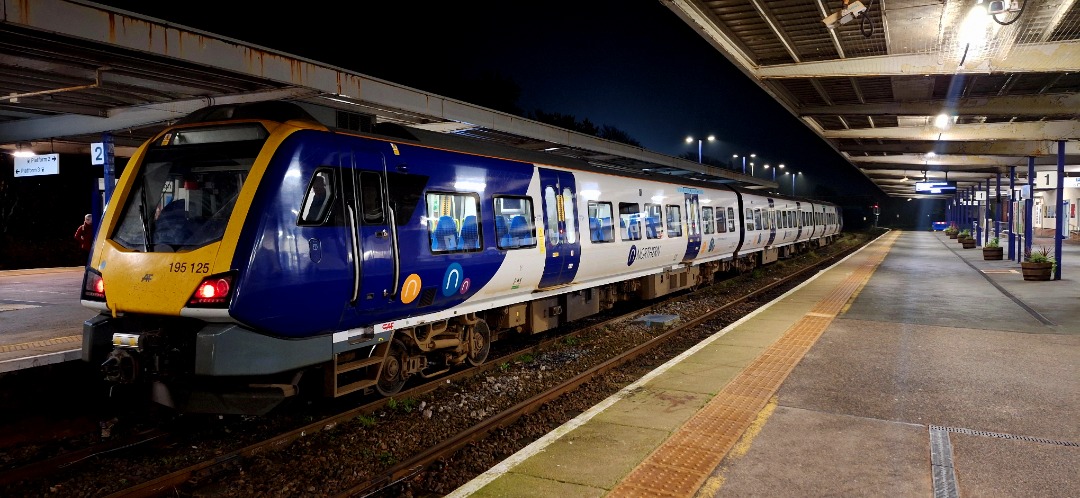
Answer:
466;320;491;367
376;339;408;396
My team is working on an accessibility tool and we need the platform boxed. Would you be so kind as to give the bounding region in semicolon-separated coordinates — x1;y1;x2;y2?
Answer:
449;230;1079;497
0;267;91;373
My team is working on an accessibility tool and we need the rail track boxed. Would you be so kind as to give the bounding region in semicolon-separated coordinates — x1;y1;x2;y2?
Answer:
0;231;876;497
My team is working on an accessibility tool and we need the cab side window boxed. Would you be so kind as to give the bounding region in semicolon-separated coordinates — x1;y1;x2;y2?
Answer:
298;169;334;226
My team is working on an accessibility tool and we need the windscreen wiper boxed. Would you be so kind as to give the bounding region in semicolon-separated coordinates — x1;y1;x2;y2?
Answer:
138;181;152;251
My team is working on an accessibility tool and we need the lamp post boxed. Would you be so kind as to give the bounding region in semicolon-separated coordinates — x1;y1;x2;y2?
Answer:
764;163;784;181
733;153;755;175
686;135;715;164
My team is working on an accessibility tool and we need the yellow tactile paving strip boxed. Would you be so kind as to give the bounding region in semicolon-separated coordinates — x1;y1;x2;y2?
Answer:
608;231;899;497
0;335;80;354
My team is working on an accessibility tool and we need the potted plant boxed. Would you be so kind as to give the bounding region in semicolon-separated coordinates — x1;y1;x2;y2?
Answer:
958;229;975;248
1021;246;1055;281
983;237;1002;260
945;225;959;239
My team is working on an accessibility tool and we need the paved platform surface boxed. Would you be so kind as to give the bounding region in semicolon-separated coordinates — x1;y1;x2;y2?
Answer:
0;267;91;373
449;230;1079;497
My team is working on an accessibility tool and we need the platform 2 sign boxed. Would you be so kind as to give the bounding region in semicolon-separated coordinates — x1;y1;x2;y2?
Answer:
14;153;59;177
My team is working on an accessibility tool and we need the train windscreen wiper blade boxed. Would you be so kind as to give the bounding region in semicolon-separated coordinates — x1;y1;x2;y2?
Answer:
138;180;152;251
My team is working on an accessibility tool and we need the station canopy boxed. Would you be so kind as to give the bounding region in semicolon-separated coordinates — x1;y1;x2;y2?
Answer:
1;1;1079;197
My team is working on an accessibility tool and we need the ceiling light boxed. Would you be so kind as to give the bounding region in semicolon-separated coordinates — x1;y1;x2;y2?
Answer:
934;114;951;129
12;142;34;157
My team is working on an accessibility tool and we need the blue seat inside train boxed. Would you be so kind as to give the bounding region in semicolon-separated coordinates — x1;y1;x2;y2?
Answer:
495;215;512;247
460;215;479;250
645;216;661;238
509;215;534;246
432;215;460;251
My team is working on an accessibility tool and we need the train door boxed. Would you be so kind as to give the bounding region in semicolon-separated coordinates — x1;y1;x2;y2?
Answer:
795;202;804;240
538;168;581;288
765;198;777;246
681;191;702;262
339;149;397;320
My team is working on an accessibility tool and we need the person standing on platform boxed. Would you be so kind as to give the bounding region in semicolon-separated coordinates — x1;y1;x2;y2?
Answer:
74;213;93;263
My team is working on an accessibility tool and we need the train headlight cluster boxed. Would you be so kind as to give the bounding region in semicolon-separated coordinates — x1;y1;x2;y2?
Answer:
187;272;235;308
81;268;106;301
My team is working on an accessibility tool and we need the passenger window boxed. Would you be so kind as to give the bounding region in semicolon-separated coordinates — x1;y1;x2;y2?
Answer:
728;207;736;232
298;169;334;226
426;191;481;253
666;205;683;238
702;207;714;235
494;196;536;250
619;202;641;241
753;209;763;231
645;203;663;239
588;201;615;243
745;208;754;231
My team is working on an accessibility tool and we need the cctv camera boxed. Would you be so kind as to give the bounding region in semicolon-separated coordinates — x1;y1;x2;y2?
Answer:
823;1;867;29
987;0;1021;15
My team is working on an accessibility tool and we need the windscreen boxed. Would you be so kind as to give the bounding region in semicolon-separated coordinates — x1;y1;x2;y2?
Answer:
112;124;269;252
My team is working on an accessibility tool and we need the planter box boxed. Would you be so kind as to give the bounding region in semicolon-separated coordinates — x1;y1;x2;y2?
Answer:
1021;261;1053;281
961;239;976;249
983;247;1003;260
948;233;958;239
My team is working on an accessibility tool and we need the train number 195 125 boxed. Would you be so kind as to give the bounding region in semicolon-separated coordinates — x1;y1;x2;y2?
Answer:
168;261;210;274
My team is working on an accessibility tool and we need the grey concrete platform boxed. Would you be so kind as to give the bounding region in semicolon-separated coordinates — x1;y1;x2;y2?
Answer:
0;267;91;373
452;230;1079;497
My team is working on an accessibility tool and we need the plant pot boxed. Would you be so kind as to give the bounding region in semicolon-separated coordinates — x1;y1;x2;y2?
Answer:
1020;261;1053;281
961;239;976;249
983;247;1003;260
948;233;958;239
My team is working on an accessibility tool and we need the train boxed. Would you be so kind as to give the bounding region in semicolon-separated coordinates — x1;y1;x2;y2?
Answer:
80;101;842;416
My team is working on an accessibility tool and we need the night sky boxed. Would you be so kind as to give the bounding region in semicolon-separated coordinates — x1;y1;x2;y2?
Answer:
93;0;884;203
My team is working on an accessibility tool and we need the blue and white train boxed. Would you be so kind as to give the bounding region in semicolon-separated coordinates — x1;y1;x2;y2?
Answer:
80;102;842;415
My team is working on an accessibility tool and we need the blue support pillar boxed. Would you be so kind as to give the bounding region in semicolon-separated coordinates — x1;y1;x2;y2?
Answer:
972;185;980;232
976;181;983;246
1055;140;1064;280
102;133;115;209
1008;167;1016;261
995;173;1002;241
1025;157;1034;260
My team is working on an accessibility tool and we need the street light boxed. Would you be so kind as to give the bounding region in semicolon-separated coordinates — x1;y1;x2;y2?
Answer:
792;171;801;195
764;163;785;181
733;153;755;175
686;135;715;164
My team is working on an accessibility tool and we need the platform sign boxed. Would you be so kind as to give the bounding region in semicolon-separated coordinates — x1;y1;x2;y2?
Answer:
90;142;106;165
1034;171;1057;189
975;191;987;200
1065;177;1080;188
14;154;59;177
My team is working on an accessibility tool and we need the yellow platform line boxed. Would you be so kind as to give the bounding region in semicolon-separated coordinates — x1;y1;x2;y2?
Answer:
0;335;81;353
608;231;900;497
